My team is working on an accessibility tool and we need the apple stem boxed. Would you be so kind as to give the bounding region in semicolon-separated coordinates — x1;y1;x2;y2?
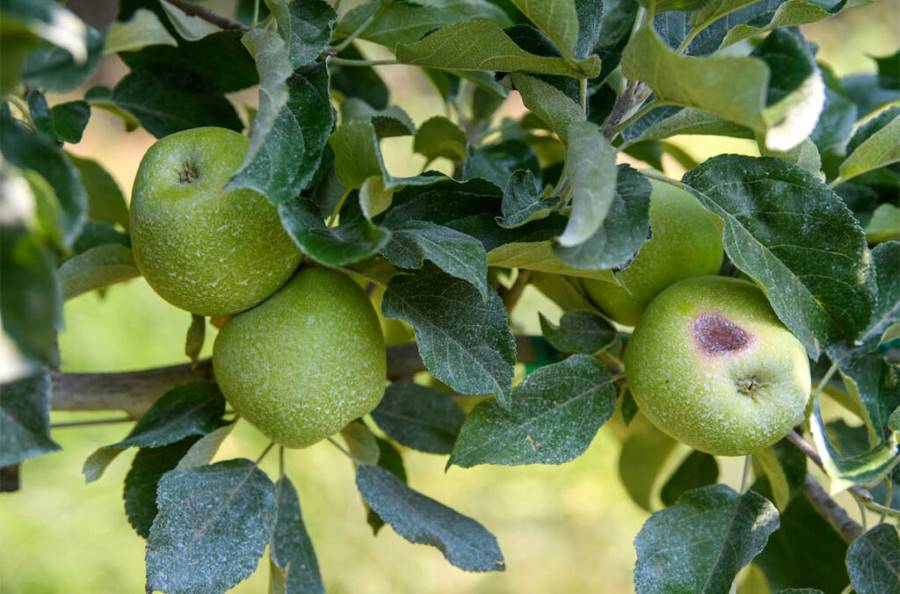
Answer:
255;442;275;465
739;455;752;493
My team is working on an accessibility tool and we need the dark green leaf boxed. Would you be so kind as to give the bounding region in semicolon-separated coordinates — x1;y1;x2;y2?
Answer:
539;309;615;354
278;198;390;266
112;65;242;138
382;266;516;403
228;63;334;203
450;354;616;467
810;86;857;159
23;26;104;91
840;108;900;184
750;439;807;512
366;436;407;534
634;485;780;594
555;164;651;270
49;101;90;144
123;438;198;538
0;227;61;372
270;476;325;594
341;98;415;138
841;73;899;119
268;0;336;68
659;451;719;507
355;464;505;572
146;460;278;593
0;371;60;466
463;139;540;190
847;524;899;594
619;413;679;511
330;43;389;109
414;116;468;162
381;221;490;301
396;20;600;78
1;106;87;246
497;169;558;228
371;382;466;455
684;155;873;358
83;382;226;482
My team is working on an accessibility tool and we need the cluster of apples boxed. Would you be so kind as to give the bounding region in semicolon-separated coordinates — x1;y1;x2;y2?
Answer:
131;127;811;457
130;127;386;447
584;182;810;456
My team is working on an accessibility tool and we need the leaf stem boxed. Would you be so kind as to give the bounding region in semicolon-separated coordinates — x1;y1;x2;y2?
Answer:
327;188;352;227
579;78;588;115
161;0;248;31
278;446;285;477
813;362;839;403
51;416;134;429
501;270;532;314
827;176;844;189
326;436;359;463
612;99;671;137
329;57;399;67
640;169;687;190
331;12;376;54
252;0;260;28
255;442;275;465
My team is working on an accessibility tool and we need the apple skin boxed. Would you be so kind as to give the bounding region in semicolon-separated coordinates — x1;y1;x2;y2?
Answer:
581;180;724;326
130;127;301;316
213;267;386;448
624;276;811;456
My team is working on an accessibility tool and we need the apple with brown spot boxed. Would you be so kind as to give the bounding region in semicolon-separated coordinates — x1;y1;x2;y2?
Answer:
624;276;811;456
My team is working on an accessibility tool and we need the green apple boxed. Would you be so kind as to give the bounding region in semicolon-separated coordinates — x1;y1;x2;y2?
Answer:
581;180;723;326
130;127;301;316
624;276;810;456
213;267;386;448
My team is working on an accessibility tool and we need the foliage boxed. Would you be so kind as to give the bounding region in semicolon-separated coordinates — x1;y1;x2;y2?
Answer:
1;0;897;592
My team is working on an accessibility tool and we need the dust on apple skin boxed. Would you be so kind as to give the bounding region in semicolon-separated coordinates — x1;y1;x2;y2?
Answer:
624;276;811;456
130;127;302;316
213;268;387;448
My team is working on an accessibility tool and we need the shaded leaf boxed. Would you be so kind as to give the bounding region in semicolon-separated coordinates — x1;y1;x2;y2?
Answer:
58;244;138;300
659;451;719;507
341;421;380;465
414;116;468;162
619;413;679;511
341;98;415;138
268;0;336;69
366;437;407;534
104;8;177;53
635;485;780;594
0;371;60;466
371;382;466;454
840;110;900;184
146;460;278;593
847;524;900;594
497;169;559;229
463;139;540;190
538;310;615;354
511;72;584;142
451;355;616;467
23;26;105;91
177;423;237;469
355;464;505;572
270;476;325;594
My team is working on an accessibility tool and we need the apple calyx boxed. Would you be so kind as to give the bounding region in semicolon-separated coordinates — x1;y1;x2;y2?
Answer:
178;160;199;184
692;313;752;355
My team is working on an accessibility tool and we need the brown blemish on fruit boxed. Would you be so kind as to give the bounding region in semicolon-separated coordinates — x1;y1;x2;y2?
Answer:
692;313;751;355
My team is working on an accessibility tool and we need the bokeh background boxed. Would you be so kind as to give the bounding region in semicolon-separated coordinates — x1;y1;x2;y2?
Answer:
2;2;898;593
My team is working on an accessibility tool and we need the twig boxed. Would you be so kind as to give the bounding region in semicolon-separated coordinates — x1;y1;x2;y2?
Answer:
162;0;248;31
801;474;863;543
51;416;134;429
601;80;652;140
501;270;532;313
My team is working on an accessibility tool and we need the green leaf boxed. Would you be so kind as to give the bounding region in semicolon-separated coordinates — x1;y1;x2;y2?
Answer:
330;43;389;109
267;0;336;68
866;204;900;243
83;382;226;483
754;482;850;594
752;446;801;512
396;20;600;78
623;107;753;144
49;101;90;144
83;85;140;131
840;111;900;184
23;26;105;92
556;120;618;247
330;119;383;189
146;460;278;593
847;524;900;594
634;485;780;594
450;354;616;467
659;451;719;507
618;413;679;511
497;169;558;228
160;1;219;41
341;98;416;138
184;314;205;366
510;0;579;61
104;8;177;54
0;227;61;374
463;139;540;190
236;28;292;181
414;116;468;162
487;240;618;280
511;73;585;143
554;164;651;270
538;310;615;354
176;423;236;469
381;221;490;301
721;1;866;49
228;62;334;203
366;436;407;534
1;106;87;247
123;438;198;538
355;464;505;572
341;420;380;465
112;65;243;138
382;266;516;403
683;155;873;359
371;382;466;455
0;371;60;466
58;244;138;300
270;476;325;594
336;0;511;50
277;198;391;266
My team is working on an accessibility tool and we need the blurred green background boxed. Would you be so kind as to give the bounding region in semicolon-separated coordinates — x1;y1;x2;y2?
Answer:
1;2;897;593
